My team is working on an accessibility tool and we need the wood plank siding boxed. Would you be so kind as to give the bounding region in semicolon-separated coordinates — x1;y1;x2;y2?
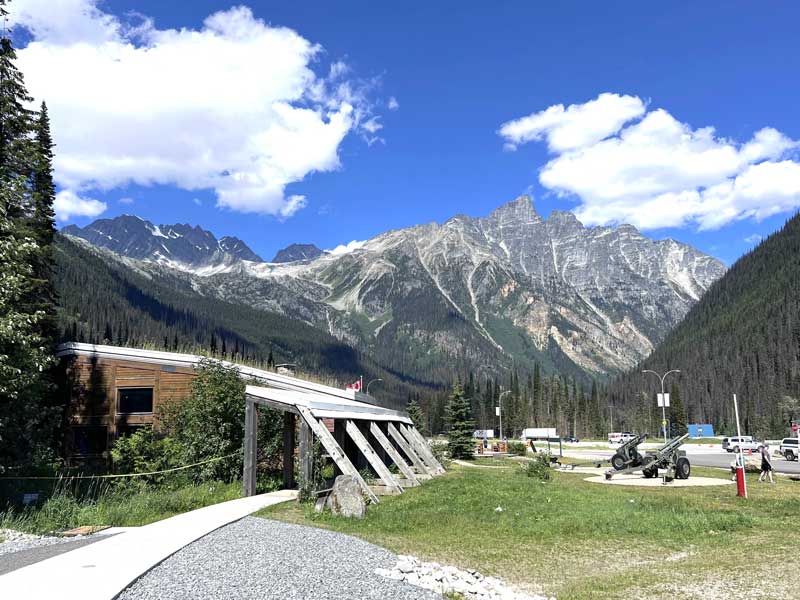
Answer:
64;355;197;462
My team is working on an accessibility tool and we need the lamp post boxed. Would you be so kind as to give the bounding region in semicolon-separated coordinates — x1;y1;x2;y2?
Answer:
642;369;680;443
366;378;383;395
498;390;511;441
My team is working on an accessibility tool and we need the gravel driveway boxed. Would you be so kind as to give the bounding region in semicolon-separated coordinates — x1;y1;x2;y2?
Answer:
119;517;442;600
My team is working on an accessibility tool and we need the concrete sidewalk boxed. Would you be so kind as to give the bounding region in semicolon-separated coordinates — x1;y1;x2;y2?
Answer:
0;489;297;600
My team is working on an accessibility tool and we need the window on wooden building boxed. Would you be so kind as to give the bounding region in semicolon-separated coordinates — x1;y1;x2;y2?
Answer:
73;426;108;455
118;387;154;414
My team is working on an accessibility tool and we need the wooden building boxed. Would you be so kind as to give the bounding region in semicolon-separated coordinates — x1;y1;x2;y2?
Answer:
57;343;445;501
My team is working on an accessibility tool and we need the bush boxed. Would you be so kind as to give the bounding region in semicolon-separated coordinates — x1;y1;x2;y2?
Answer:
430;442;450;467
522;454;552;481
111;427;183;484
507;441;527;456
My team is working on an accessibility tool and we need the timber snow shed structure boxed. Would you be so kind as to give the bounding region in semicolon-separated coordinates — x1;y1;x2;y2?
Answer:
57;343;445;502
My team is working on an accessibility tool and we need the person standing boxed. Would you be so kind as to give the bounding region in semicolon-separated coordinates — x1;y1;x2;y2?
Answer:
758;443;775;483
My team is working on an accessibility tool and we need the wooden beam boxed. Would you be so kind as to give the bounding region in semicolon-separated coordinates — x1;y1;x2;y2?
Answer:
388;422;432;477
345;420;403;495
297;407;379;504
283;412;296;489
298;419;313;489
243;398;257;497
402;424;445;474
369;422;419;486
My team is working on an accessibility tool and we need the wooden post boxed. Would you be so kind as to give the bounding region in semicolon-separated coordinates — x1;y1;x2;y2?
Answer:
403;424;445;474
297;407;379;504
345;420;403;494
298;419;313;490
388;422;432;477
370;422;420;485
243;398;257;497
283;412;296;489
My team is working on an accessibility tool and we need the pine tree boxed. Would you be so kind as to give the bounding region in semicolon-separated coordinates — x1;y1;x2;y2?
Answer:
446;383;475;459
669;383;688;436
407;395;424;432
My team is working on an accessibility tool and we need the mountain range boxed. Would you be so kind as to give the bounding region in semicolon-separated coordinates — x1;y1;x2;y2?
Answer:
61;197;725;383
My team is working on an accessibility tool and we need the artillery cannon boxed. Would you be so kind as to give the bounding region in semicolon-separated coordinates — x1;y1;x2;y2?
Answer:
605;433;691;481
609;433;648;470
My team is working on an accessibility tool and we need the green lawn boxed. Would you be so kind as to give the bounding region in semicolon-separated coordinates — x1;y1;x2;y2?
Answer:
257;460;798;599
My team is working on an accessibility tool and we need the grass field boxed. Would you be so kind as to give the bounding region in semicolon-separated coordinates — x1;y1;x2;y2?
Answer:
0;480;241;534
257;460;798;600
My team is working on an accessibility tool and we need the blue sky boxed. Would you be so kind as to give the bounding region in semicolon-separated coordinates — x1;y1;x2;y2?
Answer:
11;1;800;264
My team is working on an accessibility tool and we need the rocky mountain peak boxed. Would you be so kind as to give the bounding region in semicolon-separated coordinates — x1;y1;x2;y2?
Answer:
272;243;324;263
61;215;263;267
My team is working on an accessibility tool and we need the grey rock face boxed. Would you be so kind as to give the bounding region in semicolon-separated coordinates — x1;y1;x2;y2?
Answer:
67;197;725;377
62;215;263;267
328;475;367;518
272;243;323;263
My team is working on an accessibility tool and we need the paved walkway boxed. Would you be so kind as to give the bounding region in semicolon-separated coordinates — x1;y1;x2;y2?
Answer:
0;489;297;600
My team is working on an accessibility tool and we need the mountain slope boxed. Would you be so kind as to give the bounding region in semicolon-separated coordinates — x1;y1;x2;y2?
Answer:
62;215;263;266
61;197;725;382
609;212;800;437
272;243;323;263
52;235;420;406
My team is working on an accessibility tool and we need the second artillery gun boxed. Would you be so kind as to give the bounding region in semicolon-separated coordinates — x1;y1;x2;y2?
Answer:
605;433;691;481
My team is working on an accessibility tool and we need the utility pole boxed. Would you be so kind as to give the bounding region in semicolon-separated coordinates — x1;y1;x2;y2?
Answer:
643;369;680;443
498;390;511;441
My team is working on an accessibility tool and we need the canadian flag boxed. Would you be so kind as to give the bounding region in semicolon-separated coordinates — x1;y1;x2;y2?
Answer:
346;377;362;392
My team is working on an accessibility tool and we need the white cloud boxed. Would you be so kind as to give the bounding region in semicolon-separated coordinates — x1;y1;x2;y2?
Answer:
498;93;645;152
387;96;399;111
327;240;366;255
192;198;202;206
54;190;107;221
744;234;763;245
499;93;800;230
12;1;381;220
118;197;134;205
278;194;307;219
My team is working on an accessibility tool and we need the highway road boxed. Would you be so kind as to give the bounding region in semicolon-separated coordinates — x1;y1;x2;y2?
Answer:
687;450;800;475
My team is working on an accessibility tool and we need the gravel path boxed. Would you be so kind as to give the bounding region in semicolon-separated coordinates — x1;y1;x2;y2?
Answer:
0;528;78;556
119;517;442;600
0;535;108;576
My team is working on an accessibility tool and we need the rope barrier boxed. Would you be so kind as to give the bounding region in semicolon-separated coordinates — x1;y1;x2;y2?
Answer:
0;452;240;480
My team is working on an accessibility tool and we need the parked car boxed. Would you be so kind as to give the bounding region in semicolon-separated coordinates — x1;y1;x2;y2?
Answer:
779;438;799;461
563;435;579;443
608;432;635;444
721;436;761;453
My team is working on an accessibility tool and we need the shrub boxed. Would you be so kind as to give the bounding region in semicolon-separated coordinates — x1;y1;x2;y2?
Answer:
111;427;183;484
522;454;552;481
507;441;527;456
430;441;450;467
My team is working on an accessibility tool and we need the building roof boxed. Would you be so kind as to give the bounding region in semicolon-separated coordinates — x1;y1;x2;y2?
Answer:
56;343;411;424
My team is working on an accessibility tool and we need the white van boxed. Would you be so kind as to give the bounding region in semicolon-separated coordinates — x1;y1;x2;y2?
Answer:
721;436;760;453
608;432;635;444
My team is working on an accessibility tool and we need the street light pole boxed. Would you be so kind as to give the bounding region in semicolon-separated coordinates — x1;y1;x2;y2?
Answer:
642;369;680;443
498;390;511;441
366;378;383;395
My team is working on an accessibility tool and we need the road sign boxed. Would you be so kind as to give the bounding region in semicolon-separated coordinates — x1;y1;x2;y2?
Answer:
793;423;798;433
495;406;500;416
657;393;670;407
662;420;667;426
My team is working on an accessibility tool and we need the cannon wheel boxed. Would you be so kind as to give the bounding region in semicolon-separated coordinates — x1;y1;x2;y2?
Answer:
611;454;627;470
675;456;691;479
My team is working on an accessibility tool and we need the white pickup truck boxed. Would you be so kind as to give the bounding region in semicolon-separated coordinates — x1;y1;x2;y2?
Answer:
721;436;761;453
778;438;799;461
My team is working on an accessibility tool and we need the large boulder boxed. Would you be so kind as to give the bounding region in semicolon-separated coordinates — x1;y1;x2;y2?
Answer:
328;475;367;518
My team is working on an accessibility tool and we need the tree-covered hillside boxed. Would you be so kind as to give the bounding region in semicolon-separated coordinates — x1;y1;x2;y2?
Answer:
610;212;800;438
53;235;427;407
